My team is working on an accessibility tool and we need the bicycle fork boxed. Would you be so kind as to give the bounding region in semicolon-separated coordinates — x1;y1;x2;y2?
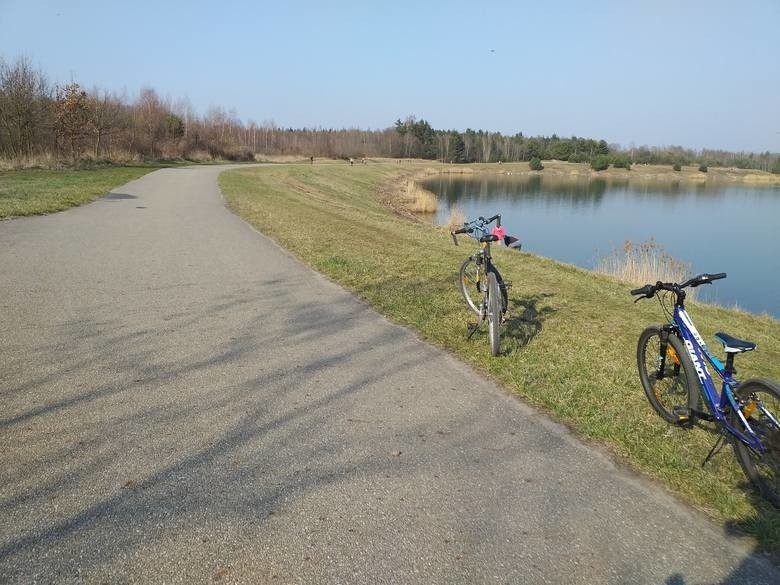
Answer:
656;327;695;425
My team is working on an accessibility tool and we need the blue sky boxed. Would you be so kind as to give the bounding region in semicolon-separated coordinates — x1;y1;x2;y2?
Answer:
1;0;778;152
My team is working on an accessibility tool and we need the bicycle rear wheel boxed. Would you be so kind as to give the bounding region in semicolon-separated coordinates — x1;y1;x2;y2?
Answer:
637;326;699;424
487;272;501;356
459;256;483;315
729;379;780;507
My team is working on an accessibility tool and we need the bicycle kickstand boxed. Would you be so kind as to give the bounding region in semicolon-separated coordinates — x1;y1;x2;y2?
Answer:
702;431;728;467
467;322;481;340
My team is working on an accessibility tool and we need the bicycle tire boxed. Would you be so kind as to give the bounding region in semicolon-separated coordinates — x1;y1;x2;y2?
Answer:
487;272;501;356
729;379;780;507
637;326;699;424
458;256;483;316
492;265;509;315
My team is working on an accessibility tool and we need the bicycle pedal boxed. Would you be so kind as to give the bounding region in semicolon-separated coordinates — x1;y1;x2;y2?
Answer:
672;406;691;424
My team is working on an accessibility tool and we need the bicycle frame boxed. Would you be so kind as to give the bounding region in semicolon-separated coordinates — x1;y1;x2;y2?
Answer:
473;240;495;276
671;305;768;453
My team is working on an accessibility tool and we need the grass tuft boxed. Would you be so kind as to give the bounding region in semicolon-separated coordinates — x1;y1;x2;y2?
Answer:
596;238;694;296
403;180;438;213
445;206;466;230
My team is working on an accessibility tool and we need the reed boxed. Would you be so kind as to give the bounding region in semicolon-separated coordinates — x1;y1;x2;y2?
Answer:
445;206;466;229
596;238;694;295
404;180;438;213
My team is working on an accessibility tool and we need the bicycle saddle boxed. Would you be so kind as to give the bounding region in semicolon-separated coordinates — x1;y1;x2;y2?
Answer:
479;234;499;243
714;332;756;353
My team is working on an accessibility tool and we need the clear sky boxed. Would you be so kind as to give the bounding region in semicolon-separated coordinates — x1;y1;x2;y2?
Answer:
1;0;778;152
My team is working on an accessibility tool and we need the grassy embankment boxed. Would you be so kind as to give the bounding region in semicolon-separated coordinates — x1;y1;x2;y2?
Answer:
221;161;780;552
0;167;166;219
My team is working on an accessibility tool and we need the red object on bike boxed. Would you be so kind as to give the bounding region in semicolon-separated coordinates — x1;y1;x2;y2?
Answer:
491;226;506;239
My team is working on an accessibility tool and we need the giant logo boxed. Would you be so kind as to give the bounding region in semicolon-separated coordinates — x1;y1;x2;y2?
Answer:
685;339;709;383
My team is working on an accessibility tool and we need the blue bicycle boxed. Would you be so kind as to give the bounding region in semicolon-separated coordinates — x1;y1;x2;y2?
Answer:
631;273;780;506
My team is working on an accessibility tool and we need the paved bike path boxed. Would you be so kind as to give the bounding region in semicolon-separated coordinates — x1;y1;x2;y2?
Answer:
0;166;777;584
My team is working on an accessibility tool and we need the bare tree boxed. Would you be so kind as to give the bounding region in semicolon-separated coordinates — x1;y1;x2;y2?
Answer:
88;89;124;158
0;55;52;157
137;87;166;157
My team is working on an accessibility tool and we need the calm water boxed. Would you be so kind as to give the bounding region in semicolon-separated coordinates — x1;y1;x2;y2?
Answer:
425;175;780;317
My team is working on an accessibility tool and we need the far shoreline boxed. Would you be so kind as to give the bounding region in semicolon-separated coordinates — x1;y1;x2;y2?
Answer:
421;159;780;185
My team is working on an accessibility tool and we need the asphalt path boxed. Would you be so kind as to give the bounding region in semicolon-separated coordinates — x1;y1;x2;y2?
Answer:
1;166;777;584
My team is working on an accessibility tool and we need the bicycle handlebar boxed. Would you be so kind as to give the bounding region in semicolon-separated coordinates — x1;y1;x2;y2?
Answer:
630;273;727;301
450;214;501;246
478;214;501;227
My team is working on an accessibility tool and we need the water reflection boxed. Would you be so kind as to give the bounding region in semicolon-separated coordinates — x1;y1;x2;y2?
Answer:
424;174;780;317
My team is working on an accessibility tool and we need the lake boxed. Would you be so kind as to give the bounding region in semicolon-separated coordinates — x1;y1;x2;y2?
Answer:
424;174;780;318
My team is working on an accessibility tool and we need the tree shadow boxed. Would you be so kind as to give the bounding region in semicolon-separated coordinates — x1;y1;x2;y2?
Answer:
101;192;137;201
2;277;777;582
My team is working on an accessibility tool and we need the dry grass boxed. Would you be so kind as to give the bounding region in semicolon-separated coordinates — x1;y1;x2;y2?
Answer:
0;152;63;171
403;180;438;213
253;154;313;163
445;206;466;229
596;238;694;295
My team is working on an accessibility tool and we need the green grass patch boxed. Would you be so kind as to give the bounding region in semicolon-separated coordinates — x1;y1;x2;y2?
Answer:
221;162;780;552
0;166;164;219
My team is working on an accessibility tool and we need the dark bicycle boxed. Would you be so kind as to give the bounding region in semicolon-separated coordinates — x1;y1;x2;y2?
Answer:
450;214;520;356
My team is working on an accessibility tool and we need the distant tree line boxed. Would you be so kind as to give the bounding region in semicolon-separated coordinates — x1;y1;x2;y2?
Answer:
1;55;778;174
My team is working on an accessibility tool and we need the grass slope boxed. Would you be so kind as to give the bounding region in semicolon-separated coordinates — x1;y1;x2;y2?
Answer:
221;162;780;552
0;167;162;219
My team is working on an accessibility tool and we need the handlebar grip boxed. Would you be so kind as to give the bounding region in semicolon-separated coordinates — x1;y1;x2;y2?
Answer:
630;284;654;297
687;272;728;288
450;226;473;246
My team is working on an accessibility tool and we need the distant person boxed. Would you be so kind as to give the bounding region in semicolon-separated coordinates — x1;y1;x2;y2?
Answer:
310;156;314;164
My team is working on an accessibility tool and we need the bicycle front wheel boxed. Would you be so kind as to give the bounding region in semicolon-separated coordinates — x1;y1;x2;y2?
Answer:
637;326;699;424
730;379;780;507
459;256;483;315
487;272;501;357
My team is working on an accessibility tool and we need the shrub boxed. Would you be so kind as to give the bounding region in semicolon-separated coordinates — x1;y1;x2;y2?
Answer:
699;164;708;173
612;155;631;170
529;157;544;171
771;161;780;175
672;163;682;171
590;155;610;171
